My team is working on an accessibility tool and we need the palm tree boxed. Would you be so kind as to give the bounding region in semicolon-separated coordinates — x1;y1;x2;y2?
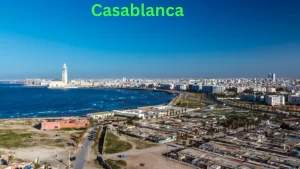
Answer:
75;138;81;147
8;155;14;165
216;120;220;131
194;129;199;138
34;163;41;169
223;127;227;137
183;141;187;148
202;121;206;130
210;122;214;139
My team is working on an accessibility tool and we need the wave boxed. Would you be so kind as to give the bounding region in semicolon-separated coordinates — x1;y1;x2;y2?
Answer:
0;87;175;119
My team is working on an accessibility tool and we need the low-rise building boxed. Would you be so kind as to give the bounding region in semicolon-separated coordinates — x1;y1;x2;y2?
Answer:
250;87;267;93
288;94;300;104
159;83;174;90
236;87;246;93
265;95;285;106
202;86;225;93
113;110;145;119
41;117;89;130
87;111;114;119
189;84;202;92
175;84;187;91
267;87;276;93
240;95;265;102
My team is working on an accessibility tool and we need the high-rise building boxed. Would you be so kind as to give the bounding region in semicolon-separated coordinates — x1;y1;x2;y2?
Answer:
272;73;276;82
62;63;68;84
268;73;272;79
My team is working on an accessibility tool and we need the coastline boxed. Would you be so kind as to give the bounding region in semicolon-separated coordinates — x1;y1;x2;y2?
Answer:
0;86;180;120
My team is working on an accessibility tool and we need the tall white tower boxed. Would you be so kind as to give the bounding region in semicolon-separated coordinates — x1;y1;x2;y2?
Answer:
272;73;276;82
62;63;68;84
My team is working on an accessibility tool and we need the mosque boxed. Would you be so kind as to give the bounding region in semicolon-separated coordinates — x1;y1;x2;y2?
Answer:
48;64;68;88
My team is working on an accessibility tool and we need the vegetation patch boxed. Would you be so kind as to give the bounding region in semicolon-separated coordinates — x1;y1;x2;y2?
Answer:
0;130;33;148
128;138;158;149
175;98;206;108
104;132;132;154
105;159;127;169
60;128;86;131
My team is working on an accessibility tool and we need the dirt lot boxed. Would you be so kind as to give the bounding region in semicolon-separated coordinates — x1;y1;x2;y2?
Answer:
104;145;195;169
0;118;86;167
103;133;194;169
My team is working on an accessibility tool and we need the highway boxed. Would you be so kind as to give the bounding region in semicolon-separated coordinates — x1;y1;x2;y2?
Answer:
72;126;98;169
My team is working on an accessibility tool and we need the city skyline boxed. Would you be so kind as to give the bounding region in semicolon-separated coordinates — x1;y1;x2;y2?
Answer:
0;0;300;79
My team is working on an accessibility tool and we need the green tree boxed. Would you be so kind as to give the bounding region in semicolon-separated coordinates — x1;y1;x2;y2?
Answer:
194;129;199;138
202;121;206;130
34;163;41;169
210;122;214;139
183;141;187;148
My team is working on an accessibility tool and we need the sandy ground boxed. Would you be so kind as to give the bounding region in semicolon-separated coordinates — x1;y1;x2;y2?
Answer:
103;145;194;169
0;146;70;168
102;133;194;169
0;118;84;168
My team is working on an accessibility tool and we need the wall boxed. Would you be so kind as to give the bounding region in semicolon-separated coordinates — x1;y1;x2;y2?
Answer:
41;121;60;130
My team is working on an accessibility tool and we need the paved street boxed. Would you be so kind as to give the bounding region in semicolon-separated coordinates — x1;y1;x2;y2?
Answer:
72;126;98;169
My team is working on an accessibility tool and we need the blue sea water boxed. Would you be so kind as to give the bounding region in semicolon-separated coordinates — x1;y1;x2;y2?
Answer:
0;84;176;119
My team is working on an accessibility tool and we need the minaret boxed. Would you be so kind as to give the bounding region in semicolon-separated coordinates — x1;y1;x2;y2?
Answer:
62;63;68;84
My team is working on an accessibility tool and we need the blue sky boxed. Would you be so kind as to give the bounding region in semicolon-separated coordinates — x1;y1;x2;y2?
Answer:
0;0;300;79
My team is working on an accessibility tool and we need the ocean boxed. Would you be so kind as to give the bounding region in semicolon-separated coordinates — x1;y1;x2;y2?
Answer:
0;84;176;119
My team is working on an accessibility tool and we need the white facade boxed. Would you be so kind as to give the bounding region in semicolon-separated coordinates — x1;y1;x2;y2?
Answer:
250;87;266;93
113;110;145;119
48;80;66;88
87;112;115;119
265;95;285;106
62;63;68;84
267;87;276;93
236;87;246;93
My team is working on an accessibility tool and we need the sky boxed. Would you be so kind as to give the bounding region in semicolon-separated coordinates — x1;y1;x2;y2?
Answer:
0;0;300;79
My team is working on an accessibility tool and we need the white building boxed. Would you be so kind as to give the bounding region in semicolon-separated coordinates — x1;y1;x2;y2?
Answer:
250;87;266;93
267;87;276;93
236;87;246;93
265;95;285;106
49;64;68;88
113;110;145;119
87;112;115;119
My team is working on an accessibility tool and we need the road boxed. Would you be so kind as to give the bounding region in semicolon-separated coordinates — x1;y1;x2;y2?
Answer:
72;126;98;169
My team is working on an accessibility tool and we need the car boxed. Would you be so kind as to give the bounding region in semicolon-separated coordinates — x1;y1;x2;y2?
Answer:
59;159;63;163
70;157;76;161
81;146;84;148
1;159;8;165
